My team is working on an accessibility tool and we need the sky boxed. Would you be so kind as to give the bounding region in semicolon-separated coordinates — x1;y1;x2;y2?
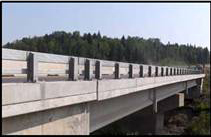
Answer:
2;3;210;50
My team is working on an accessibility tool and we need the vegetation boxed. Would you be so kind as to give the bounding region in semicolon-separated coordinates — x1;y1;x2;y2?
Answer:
185;112;210;135
185;69;210;135
3;31;210;66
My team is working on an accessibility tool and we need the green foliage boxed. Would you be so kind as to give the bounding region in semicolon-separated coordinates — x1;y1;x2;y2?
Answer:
186;112;210;135
3;31;210;65
195;101;210;111
159;58;187;66
185;72;210;135
203;71;210;94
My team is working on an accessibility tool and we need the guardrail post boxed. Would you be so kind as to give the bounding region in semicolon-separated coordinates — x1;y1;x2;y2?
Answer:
170;68;172;75
174;68;176;75
139;65;143;77
155;66;158;77
161;67;164;76
69;57;78;81
129;64;134;78
84;59;92;80
115;63;120;79
27;53;38;82
148;66;152;77
166;67;168;76
95;60;102;79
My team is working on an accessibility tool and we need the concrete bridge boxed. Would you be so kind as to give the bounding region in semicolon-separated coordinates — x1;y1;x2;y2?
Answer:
2;48;205;135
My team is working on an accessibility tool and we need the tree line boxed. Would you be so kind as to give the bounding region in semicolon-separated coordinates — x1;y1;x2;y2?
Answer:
3;31;210;66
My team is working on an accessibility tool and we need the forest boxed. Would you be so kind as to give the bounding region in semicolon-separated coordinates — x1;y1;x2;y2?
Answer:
3;31;210;66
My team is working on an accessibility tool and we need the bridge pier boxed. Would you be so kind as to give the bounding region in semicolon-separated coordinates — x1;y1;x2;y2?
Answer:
137;93;184;135
184;78;203;99
92;93;184;135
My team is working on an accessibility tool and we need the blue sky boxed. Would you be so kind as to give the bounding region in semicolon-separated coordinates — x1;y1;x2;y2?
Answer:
2;3;210;50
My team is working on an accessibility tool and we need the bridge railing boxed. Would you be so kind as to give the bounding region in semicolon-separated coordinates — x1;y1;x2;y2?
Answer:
2;48;202;82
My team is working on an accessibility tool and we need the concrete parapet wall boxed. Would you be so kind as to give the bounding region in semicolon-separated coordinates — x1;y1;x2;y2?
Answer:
97;74;204;100
2;81;97;118
2;83;41;105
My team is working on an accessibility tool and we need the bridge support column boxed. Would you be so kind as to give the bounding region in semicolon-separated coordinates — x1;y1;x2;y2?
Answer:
184;78;203;99
116;93;184;135
187;78;203;99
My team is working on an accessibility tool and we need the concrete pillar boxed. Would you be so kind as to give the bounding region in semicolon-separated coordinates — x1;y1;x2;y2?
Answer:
130;112;164;135
188;86;200;98
129;64;134;78
84;59;92;80
184;81;189;98
139;65;143;77
199;78;203;95
95;60;102;80
69;57;78;81
185;79;203;99
153;89;157;114
117;93;184;135
27;53;38;82
115;63;120;79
